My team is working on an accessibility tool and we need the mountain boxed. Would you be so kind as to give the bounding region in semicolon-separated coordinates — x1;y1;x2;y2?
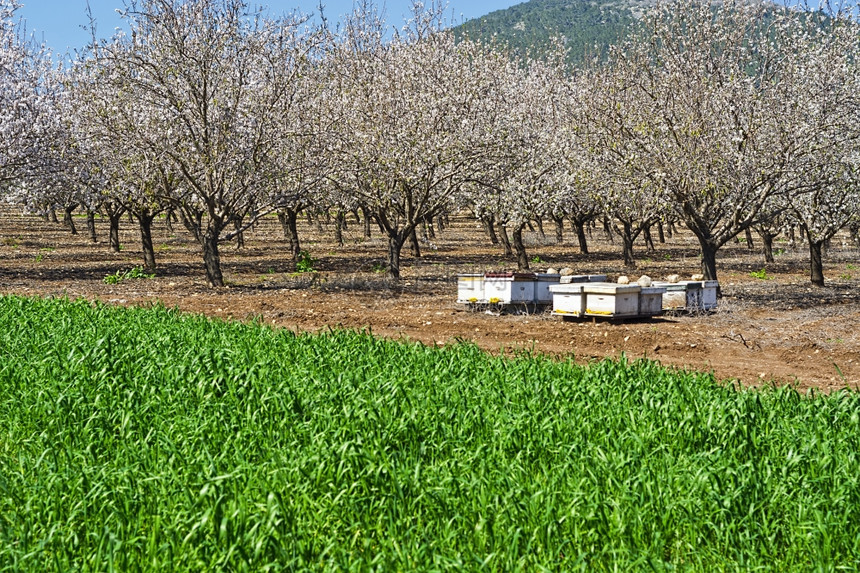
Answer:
452;0;655;64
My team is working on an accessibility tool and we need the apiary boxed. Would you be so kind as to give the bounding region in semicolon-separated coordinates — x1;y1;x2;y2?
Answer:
583;283;641;317
483;272;536;304
638;286;667;316
457;274;486;303
549;283;586;316
534;273;562;304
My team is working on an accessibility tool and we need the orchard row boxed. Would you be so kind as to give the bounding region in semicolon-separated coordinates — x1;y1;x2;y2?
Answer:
2;0;858;286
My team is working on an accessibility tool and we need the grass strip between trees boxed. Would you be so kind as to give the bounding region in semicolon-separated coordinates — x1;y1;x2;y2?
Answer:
1;295;859;571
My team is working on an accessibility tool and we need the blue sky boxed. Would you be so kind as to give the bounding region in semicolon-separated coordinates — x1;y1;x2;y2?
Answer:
17;0;524;54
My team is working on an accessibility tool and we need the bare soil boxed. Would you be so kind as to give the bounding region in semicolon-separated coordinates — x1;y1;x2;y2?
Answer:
1;209;858;392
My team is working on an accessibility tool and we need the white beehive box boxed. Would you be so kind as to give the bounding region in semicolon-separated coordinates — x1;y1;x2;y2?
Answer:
583;283;641;317
639;286;666;316
699;280;719;310
483;273;536;304
457;274;486;303
549;283;586;316
534;273;562;304
654;281;703;312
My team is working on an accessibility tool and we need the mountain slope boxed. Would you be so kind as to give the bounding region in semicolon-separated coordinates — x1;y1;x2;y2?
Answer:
453;0;654;63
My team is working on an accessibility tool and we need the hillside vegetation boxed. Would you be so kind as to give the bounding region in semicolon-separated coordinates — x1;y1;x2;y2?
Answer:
454;0;644;63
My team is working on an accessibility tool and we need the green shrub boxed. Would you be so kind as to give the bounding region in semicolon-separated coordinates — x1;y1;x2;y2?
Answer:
104;266;155;284
295;249;316;273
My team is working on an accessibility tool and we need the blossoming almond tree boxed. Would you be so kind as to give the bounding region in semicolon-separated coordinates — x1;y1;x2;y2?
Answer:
0;0;54;190
780;9;860;286
585;66;668;268
603;0;850;281
262;29;334;263
468;52;578;270
95;0;320;286
326;2;501;278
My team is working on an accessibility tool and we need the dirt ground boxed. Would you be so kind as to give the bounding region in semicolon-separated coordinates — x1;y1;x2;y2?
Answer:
1;208;858;392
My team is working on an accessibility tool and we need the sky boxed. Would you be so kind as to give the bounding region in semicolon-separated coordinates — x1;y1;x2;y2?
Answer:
17;0;524;54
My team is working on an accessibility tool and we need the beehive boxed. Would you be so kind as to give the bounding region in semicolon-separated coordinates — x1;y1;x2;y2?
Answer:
534;273;562;304
654;281;703;312
549;283;586;316
483;273;536;304
457;274;486;303
639;286;667;316
583;283;641;317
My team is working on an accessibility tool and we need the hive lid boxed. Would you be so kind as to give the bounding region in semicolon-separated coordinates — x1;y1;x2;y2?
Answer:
549;283;587;293
560;275;588;284
484;272;536;280
653;281;696;291
583;283;641;294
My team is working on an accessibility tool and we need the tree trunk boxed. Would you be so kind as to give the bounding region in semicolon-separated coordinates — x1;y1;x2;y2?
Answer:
757;229;776;264
483;215;499;245
409;227;421;258
278;209;301;260
233;216;245;249
104;205;125;253
620;221;636;268
334;211;345;247
571;218;589;255
86;210;97;243
362;207;372;238
808;238;825;287
643;225;655;252
63;205;78;235
424;215;436;240
497;222;513;257
744;228;755;251
849;222;859;248
203;232;224;287
109;220;121;252
698;240;719;281
137;212;157;274
657;223;666;244
534;216;545;239
551;214;564;244
387;232;407;279
180;209;203;244
603;216;614;243
512;225;530;271
49;209;59;224
164;209;176;233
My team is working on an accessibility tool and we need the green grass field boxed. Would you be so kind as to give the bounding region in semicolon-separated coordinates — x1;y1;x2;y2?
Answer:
1;295;859;571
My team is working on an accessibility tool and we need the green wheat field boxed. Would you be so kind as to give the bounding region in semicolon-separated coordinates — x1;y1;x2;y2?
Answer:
1;295;859;571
